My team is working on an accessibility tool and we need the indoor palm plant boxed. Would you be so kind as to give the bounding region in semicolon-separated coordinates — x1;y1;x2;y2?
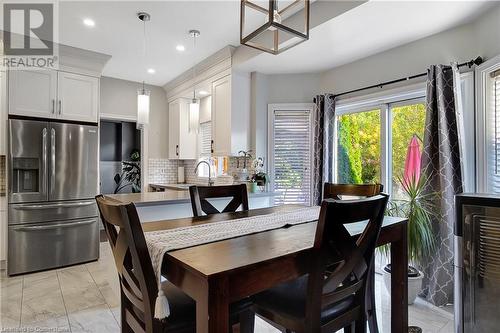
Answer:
381;173;438;304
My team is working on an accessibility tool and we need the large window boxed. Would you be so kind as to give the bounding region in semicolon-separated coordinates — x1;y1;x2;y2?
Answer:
477;55;500;193
269;105;314;206
337;109;381;184
334;94;426;197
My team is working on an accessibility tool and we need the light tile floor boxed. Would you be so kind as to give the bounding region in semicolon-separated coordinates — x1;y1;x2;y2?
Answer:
1;243;453;332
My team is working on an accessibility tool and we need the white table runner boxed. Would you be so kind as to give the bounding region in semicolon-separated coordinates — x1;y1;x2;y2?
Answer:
144;205;321;319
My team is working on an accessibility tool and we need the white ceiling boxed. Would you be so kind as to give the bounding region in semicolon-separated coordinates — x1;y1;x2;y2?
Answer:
59;1;241;86
59;1;496;87
236;1;496;74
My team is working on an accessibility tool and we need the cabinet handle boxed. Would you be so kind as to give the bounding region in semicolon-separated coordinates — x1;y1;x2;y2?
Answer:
58;100;62;115
51;99;55;114
176;145;179;156
211;140;214;154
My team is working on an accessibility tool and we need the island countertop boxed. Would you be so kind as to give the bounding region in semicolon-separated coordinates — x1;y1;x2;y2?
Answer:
106;189;277;207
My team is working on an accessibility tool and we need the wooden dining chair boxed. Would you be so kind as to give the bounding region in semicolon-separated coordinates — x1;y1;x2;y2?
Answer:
323;183;384;200
95;195;255;333
189;184;249;217
252;194;389;333
322;183;384;333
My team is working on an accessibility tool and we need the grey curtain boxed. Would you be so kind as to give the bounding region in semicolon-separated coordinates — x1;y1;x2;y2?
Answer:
312;94;336;205
420;65;463;306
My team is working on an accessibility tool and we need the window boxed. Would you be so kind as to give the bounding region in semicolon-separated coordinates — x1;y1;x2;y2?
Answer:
337;109;381;184
269;105;314;206
334;91;426;197
391;103;426;198
487;69;500;192
477;55;500;193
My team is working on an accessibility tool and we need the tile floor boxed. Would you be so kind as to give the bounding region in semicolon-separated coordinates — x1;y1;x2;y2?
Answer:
0;242;454;332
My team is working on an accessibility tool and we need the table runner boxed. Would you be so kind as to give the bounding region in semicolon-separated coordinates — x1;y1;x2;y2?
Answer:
144;205;321;319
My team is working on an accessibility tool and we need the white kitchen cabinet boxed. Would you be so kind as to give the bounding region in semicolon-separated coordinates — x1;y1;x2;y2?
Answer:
9;70;99;123
211;72;250;156
57;72;99;123
168;99;197;159
211;75;231;156
8;70;57;118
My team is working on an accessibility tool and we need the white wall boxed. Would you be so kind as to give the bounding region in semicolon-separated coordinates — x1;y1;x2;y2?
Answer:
100;76;169;159
250;72;321;163
320;4;500;94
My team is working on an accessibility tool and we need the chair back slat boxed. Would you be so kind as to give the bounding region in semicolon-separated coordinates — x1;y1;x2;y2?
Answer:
189;184;249;217
312;195;389;305
95;195;160;333
323;183;383;200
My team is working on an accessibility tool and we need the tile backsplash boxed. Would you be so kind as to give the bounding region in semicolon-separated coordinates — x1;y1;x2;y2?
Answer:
148;159;179;184
148;156;260;187
0;155;5;196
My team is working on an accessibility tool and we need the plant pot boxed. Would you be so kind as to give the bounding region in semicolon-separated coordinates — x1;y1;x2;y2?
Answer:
382;264;424;305
249;182;258;193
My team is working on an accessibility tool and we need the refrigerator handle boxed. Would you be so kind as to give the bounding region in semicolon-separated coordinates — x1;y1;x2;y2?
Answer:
50;128;56;195
42;128;48;195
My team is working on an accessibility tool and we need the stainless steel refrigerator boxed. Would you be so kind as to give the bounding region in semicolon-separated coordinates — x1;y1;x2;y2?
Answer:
455;194;500;333
8;118;99;275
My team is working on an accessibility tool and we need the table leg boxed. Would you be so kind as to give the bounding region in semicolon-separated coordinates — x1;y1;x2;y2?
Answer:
208;276;230;333
391;223;408;333
196;280;209;333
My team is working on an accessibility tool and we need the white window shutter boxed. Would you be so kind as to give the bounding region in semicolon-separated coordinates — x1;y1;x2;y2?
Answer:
271;110;312;206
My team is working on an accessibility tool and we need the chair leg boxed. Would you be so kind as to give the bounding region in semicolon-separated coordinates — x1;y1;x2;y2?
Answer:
238;309;255;333
355;319;367;333
344;322;355;333
367;258;379;333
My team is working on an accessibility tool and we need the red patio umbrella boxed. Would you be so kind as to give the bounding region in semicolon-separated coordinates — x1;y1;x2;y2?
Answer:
403;134;422;188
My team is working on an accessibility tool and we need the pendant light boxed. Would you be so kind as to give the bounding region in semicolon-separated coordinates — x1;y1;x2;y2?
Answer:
240;0;310;55
137;12;151;129
189;29;200;133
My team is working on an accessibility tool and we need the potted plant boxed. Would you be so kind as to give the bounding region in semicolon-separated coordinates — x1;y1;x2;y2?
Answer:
114;150;141;193
381;174;437;305
251;157;269;189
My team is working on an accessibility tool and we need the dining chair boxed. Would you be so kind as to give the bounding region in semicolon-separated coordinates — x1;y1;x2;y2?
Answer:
323;183;384;200
189;184;249;217
252;194;389;333
323;183;384;333
95;195;255;333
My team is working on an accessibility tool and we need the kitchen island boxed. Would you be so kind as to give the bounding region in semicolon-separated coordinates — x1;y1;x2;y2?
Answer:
106;189;278;222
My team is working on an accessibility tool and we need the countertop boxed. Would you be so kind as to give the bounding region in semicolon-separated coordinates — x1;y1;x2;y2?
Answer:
106;189;277;207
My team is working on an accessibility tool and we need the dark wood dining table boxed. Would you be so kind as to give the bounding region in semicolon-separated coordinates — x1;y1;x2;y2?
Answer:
142;205;408;333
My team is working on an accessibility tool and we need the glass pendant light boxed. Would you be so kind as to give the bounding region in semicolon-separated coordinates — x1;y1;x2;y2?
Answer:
188;29;200;133
137;12;151;129
137;81;150;126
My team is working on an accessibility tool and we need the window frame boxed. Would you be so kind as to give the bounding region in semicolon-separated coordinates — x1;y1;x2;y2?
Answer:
268;103;315;206
476;54;500;193
332;84;426;196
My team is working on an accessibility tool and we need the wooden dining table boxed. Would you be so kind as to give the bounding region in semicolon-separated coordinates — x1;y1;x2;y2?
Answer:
142;205;408;333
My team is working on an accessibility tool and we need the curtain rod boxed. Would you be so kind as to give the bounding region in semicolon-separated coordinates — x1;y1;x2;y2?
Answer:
328;56;483;100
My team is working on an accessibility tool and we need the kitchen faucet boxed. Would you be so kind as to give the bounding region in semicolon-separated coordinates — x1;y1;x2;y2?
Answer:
194;160;214;186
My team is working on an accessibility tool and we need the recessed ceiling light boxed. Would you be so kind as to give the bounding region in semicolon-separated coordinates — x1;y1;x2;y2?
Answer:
83;18;95;27
176;45;185;52
199;90;208;96
147;68;156;74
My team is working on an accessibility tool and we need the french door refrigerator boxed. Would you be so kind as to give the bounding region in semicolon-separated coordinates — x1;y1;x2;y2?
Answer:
455;194;500;332
8;118;99;275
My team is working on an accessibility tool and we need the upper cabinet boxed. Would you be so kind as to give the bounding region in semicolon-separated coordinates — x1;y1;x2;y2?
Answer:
8;70;57;119
9;70;99;123
7;44;110;123
211;75;231;156
57;72;99;122
168;98;197;160
164;46;251;157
